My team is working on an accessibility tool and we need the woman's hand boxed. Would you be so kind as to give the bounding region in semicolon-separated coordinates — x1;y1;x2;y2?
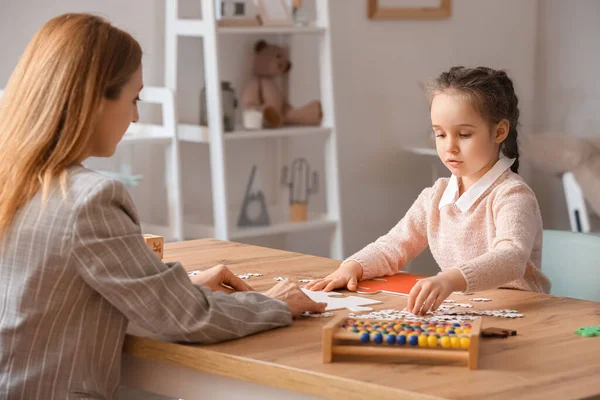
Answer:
189;264;254;294
264;280;327;317
304;261;363;292
406;269;466;315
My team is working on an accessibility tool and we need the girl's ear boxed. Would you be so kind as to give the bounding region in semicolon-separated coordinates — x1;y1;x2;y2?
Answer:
494;119;510;144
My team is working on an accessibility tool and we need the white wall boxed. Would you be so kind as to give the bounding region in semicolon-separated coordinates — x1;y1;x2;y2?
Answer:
532;0;600;230
0;0;539;275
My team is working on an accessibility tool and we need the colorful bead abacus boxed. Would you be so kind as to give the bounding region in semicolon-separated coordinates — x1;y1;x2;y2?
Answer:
322;314;482;369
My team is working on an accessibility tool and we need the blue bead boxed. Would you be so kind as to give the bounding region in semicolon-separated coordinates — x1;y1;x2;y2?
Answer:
360;333;370;343
397;335;407;345
448;330;455;334
453;323;461;327
373;333;383;344
409;335;419;346
386;334;396;345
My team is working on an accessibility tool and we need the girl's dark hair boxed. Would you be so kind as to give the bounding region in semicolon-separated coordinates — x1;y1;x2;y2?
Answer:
425;66;520;173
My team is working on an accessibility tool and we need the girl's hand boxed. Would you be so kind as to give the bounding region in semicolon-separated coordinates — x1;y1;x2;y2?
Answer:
406;269;466;315
304;261;363;292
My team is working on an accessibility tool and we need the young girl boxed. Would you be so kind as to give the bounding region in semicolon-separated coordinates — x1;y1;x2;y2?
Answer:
0;13;324;399
307;66;551;315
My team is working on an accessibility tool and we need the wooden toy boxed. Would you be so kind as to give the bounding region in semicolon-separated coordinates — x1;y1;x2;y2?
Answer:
322;313;482;369
282;158;319;222
143;234;164;260
356;273;427;296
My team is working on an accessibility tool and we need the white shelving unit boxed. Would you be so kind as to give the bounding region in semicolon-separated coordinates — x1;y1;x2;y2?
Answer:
101;87;185;242
165;0;344;259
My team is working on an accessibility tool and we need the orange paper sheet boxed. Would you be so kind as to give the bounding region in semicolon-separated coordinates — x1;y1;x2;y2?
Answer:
356;273;426;296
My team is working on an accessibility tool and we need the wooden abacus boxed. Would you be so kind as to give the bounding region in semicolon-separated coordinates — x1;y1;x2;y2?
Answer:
322;313;482;369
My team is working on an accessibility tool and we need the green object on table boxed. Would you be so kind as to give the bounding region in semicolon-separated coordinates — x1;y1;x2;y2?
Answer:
575;326;600;337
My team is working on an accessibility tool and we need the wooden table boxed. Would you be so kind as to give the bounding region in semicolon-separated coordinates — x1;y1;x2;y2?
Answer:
121;239;600;400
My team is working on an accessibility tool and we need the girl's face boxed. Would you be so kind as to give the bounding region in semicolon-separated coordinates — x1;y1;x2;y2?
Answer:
431;92;508;185
89;66;143;158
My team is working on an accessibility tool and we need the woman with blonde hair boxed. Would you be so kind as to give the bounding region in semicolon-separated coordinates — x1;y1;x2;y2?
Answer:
0;13;324;399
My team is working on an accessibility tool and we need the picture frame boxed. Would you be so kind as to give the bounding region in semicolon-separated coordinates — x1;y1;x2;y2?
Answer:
215;0;260;27
368;0;452;20
253;0;293;26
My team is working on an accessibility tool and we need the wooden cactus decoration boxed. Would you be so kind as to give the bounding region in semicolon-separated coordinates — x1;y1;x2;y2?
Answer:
281;157;318;222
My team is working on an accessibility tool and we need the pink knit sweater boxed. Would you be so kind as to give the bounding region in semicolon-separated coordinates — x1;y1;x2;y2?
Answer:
346;162;551;294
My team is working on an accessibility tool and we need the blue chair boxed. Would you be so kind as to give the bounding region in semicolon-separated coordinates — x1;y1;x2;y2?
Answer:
541;230;600;302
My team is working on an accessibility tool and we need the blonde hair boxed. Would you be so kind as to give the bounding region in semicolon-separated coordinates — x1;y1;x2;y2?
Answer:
0;13;142;239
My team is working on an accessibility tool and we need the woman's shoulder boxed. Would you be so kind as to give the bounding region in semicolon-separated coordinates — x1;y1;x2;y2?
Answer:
66;165;130;207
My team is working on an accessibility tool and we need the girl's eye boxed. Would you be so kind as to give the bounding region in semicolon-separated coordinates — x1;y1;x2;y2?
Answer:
435;133;445;138
459;133;472;138
134;96;141;104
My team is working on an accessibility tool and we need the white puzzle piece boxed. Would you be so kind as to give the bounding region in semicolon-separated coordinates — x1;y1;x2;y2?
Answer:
301;289;382;312
470;298;492;302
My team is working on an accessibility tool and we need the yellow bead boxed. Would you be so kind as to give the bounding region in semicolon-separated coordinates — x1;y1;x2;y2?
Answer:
460;337;470;349
436;327;445;334
428;335;438;347
418;335;428;347
454;328;463;334
441;336;451;348
451;336;461;348
463;328;471;334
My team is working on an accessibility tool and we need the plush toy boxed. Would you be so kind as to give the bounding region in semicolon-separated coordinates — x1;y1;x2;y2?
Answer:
241;40;322;128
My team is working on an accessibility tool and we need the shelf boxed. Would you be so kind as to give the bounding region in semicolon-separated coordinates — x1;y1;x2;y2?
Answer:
218;25;325;35
122;124;173;144
178;124;331;143
403;146;438;157
183;212;338;240
174;19;325;37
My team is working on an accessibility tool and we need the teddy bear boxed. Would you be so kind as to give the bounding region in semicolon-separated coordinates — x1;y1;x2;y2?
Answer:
241;40;322;128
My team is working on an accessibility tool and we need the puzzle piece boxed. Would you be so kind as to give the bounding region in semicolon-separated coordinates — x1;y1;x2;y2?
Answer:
274;277;288;281
481;327;517;339
236;273;263;280
301;289;382;312
471;298;492;302
299;279;313;283
455;303;473;308
301;311;334;318
575;326;600;337
356;273;427;296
